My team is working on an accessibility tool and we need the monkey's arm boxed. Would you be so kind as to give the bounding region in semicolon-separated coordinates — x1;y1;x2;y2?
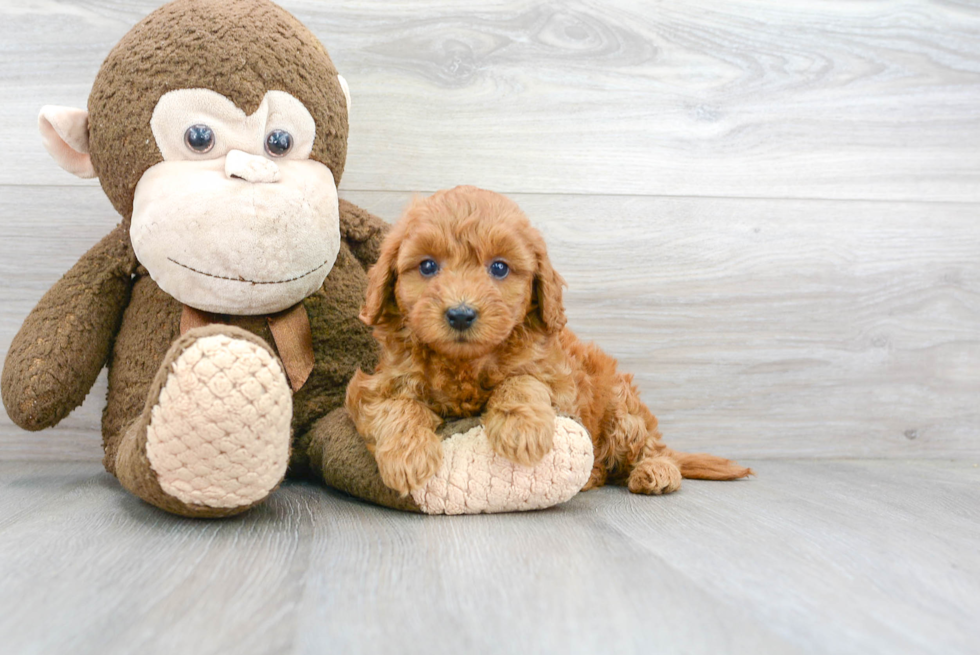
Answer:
338;199;390;270
2;224;137;430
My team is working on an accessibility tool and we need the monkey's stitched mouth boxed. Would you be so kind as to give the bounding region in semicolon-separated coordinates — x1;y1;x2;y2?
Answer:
167;257;329;285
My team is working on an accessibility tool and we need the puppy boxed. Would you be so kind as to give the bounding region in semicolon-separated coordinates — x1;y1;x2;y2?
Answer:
346;186;752;496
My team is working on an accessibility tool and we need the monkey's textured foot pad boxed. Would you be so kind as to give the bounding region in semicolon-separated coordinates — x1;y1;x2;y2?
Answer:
411;416;593;515
145;333;292;509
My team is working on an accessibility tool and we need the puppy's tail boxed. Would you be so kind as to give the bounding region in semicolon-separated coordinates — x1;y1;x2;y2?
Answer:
668;450;754;480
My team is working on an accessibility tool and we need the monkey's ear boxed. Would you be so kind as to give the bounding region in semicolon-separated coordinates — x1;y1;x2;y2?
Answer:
38;106;96;179
337;75;351;116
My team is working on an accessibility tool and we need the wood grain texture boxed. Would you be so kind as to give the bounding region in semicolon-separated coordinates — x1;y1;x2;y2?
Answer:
0;459;977;654
4;187;975;460
2;0;980;200
582;458;980;655
0;186;119;461
342;191;980;459
3;3;978;654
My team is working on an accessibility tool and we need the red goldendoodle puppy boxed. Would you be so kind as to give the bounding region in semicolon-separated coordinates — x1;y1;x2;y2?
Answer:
346;186;752;496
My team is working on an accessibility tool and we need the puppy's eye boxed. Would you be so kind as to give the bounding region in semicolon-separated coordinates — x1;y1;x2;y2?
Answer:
488;260;510;280
419;259;440;277
184;124;215;153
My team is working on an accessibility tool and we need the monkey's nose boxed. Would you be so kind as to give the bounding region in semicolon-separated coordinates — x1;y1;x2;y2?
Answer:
445;305;478;332
224;149;281;183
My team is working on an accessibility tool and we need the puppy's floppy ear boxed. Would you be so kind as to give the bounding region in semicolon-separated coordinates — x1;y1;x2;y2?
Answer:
529;231;567;333
360;222;404;327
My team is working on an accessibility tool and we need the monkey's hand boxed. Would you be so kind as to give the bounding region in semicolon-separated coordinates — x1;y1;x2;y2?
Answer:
339;199;390;270
2;224;136;430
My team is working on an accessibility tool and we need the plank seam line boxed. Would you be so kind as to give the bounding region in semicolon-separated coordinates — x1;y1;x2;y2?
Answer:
2;183;977;207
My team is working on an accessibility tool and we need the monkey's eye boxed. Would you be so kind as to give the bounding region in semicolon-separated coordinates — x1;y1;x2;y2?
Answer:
184;124;215;153
265;129;293;157
488;260;510;280
419;259;439;277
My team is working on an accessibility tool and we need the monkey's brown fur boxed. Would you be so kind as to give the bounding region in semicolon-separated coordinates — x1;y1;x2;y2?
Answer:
89;0;349;220
347;187;753;496
1;0;415;516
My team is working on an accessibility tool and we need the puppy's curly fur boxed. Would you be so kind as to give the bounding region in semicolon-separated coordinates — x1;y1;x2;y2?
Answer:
346;186;752;496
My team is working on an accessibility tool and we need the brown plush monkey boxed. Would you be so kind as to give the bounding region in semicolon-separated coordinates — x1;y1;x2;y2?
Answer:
2;0;592;517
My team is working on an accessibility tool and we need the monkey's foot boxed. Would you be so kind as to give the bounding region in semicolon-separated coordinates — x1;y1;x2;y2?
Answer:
410;416;593;515
115;326;292;517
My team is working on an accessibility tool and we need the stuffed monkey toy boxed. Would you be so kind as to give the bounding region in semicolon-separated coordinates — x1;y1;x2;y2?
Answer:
1;0;592;517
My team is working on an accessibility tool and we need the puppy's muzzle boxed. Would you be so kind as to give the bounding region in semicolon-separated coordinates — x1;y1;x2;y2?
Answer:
445;304;478;332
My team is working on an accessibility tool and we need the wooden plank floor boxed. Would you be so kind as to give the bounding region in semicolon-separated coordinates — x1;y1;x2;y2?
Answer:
0;459;977;655
1;1;977;461
2;187;977;460
4;1;980;201
1;2;978;654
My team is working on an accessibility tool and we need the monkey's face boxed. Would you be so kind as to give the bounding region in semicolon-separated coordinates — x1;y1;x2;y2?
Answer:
130;89;340;315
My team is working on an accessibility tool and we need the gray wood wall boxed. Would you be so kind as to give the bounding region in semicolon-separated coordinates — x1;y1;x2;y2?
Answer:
1;0;977;461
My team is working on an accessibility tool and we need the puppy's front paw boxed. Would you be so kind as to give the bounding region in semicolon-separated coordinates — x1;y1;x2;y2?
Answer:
484;406;556;466
374;429;444;496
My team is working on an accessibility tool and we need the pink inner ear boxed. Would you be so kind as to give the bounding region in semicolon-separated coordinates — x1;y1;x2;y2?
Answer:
38;106;96;179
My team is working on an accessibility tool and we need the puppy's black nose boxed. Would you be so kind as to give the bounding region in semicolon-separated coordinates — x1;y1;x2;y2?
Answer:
445;305;478;332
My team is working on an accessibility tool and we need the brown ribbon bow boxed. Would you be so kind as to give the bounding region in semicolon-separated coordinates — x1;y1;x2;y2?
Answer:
180;302;315;392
